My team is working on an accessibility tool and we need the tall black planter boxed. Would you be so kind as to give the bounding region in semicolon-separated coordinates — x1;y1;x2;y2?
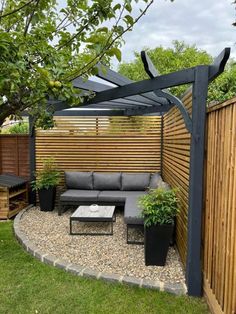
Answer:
144;224;174;266
38;187;56;211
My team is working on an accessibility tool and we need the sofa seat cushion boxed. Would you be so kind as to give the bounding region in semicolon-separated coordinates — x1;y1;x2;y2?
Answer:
124;193;147;225
93;172;121;190
65;172;93;190
122;173;151;191
60;189;99;202
98;191;146;203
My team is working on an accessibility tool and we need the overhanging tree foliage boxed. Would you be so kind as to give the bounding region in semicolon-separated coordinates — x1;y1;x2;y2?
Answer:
0;0;153;127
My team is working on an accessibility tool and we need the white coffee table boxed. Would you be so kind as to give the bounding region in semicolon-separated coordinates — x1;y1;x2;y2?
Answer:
69;205;116;235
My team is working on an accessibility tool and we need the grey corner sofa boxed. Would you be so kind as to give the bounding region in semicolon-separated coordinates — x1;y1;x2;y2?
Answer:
59;171;169;244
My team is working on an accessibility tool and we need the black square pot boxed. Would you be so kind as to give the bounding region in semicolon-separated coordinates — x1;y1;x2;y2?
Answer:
38;187;56;211
144;224;174;266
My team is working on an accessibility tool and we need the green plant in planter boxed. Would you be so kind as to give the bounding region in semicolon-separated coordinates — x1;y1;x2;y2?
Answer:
139;188;179;227
31;158;60;211
31;158;60;190
139;188;179;266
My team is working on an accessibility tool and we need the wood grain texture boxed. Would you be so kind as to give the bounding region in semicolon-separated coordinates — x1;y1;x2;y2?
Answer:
35;116;162;185
0;185;28;219
162;91;192;265
0;135;29;179
203;99;236;314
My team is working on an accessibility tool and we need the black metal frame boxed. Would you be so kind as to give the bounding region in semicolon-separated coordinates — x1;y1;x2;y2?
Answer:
126;224;144;245
70;208;116;236
28;48;230;297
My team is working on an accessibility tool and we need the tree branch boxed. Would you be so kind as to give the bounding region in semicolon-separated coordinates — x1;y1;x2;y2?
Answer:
0;0;35;19
23;0;41;36
57;13;98;50
66;0;154;81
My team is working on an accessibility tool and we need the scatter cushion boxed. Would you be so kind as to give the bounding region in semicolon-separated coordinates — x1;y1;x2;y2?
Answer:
60;189;99;202
93;172;121;190
65;172;93;190
121;173;151;191
149;173;163;189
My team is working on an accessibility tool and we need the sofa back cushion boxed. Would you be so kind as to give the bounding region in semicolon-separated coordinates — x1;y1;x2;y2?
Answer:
149;173;163;189
93;172;121;190
65;172;93;190
121;173;150;191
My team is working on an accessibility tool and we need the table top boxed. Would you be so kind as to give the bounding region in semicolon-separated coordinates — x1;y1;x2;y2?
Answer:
71;205;115;220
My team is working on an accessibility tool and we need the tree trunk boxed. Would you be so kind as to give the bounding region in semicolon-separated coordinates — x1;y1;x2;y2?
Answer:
0;102;26;127
0;118;5;127
0;110;12;126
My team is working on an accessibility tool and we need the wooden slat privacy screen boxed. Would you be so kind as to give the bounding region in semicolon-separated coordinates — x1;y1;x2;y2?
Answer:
0;135;30;179
203;99;236;314
162;91;192;265
35;116;162;182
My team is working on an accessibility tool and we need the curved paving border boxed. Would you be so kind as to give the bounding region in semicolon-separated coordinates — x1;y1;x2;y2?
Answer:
14;207;187;296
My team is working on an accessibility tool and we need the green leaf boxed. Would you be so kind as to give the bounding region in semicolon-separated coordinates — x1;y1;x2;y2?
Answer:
107;47;122;62
124;15;134;26
125;3;132;13
113;3;121;11
96;27;108;33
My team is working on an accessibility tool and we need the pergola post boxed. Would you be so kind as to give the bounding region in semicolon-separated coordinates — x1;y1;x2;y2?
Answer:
186;66;209;296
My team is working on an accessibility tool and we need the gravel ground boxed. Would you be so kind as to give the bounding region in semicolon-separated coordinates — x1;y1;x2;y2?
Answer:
19;207;185;284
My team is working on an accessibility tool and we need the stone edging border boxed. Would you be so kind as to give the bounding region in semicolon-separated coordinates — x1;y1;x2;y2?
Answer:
14;207;187;296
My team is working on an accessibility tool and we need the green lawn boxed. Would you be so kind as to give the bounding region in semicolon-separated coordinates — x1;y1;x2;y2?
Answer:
0;222;209;314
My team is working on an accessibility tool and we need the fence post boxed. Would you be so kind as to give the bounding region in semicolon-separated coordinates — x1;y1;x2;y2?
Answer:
186;66;209;296
0;136;2;174
29;116;36;205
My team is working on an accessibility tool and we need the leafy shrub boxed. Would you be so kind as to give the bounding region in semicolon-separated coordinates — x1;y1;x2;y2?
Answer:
1;122;29;134
139;188;179;227
31;158;60;190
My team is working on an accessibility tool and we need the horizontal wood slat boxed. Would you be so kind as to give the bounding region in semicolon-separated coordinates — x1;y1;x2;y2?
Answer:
0;135;30;179
36;116;162;181
162;91;192;266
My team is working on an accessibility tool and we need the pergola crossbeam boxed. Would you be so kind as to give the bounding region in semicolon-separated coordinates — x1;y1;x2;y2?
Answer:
126;104;173;115
84;68;196;105
54;109;125;116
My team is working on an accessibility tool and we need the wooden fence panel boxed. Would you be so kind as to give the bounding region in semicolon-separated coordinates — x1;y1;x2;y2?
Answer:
203;99;236;314
0;135;29;179
35;116;162;185
162;91;192;265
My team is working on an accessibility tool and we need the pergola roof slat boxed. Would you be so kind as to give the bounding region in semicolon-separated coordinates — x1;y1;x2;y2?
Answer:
73;77;166;107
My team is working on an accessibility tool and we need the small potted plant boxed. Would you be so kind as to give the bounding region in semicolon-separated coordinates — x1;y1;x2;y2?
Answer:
31;158;60;211
139;188;179;266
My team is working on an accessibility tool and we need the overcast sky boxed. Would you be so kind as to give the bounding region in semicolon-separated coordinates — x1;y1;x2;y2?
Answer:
116;0;236;66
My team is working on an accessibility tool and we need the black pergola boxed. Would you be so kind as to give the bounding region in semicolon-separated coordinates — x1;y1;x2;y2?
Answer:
29;47;230;297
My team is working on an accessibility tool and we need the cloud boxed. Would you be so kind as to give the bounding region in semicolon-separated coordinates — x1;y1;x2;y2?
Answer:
118;0;236;65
